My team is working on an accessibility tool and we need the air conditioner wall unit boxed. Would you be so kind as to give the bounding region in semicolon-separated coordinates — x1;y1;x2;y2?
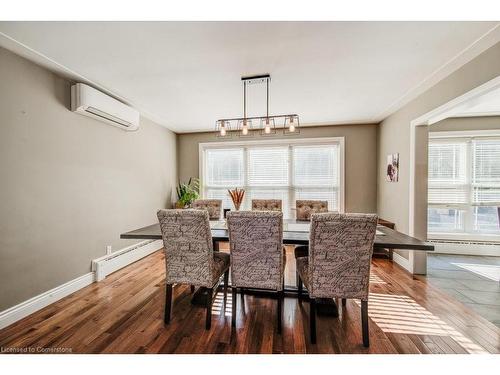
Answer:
71;83;140;131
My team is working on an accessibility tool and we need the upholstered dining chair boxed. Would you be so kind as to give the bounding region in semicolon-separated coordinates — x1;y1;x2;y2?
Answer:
251;199;282;212
191;199;223;293
296;212;378;347
192;199;222;220
157;209;230;330
293;200;328;287
226;211;285;333
295;200;328;221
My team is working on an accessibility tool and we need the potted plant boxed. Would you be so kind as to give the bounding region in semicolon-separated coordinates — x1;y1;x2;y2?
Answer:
175;177;200;208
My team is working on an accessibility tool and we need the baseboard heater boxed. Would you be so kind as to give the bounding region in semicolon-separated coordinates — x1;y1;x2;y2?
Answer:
92;239;163;281
429;239;500;256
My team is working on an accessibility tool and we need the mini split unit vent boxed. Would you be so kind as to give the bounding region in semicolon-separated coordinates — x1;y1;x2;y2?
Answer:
71;83;140;131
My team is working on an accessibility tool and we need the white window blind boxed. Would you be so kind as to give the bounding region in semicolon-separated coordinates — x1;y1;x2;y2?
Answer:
473;139;500;206
428;134;500;237
293;145;339;211
202;139;343;219
428;141;468;206
247;147;289;186
205;148;244;187
246;146;290;213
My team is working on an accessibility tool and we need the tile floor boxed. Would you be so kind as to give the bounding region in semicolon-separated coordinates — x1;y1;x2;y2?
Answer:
426;253;500;327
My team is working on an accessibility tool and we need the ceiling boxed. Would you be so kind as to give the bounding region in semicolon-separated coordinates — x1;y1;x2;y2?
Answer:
0;21;499;133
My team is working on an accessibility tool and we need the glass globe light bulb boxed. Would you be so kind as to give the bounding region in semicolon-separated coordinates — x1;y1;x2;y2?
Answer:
264;119;271;134
288;116;296;132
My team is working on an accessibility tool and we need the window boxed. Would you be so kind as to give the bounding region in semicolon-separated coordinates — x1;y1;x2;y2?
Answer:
428;140;468;233
472;139;500;234
428;133;500;239
200;138;344;219
293;145;339;210
428;208;464;233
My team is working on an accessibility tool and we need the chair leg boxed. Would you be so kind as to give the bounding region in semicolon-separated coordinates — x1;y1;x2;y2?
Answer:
223;269;229;313
310;298;317;344
361;300;369;347
297;275;303;301
164;283;173;324
232;287;237;328
277;290;283;334
190;285;195;293
205;287;213;330
342;298;347;307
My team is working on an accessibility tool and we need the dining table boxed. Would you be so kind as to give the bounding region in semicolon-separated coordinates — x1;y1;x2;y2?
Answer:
120;218;435;251
121;218;434;317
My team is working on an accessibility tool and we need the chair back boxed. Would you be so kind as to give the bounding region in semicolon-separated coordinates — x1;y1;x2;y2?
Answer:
251;199;282;212
227;211;284;291
192;199;222;220
309;213;378;299
296;200;328;220
157;209;214;287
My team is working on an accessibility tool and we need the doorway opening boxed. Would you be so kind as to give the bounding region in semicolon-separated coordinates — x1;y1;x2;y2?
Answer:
409;75;500;327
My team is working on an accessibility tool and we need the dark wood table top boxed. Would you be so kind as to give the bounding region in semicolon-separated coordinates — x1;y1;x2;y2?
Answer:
120;220;434;251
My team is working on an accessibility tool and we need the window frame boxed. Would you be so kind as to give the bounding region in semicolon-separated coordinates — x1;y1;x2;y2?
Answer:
428;129;500;241
199;137;345;216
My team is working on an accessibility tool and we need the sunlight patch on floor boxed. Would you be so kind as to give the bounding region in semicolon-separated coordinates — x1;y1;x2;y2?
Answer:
369;273;387;284
211;292;232;317
452;263;500;282
362;293;487;354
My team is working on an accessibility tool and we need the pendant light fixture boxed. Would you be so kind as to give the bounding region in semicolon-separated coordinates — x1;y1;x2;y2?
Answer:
260;77;276;136
215;74;299;138
284;114;300;135
237;78;253;138
215;119;231;138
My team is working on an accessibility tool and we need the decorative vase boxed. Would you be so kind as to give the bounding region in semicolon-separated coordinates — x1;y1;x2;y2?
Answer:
228;188;245;212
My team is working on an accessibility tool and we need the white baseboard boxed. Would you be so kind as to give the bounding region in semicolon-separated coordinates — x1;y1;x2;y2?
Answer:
392;251;412;273
0;272;94;330
92;240;163;281
0;240;163;330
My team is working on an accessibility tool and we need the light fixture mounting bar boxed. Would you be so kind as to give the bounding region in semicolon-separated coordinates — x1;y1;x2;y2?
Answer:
241;74;271;85
217;114;298;122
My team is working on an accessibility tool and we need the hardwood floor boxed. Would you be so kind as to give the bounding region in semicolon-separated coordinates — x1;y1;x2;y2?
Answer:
1;250;499;354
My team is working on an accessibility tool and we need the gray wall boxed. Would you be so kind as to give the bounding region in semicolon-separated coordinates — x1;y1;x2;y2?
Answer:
430;116;500;132
177;124;378;214
377;42;500;260
0;47;177;310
